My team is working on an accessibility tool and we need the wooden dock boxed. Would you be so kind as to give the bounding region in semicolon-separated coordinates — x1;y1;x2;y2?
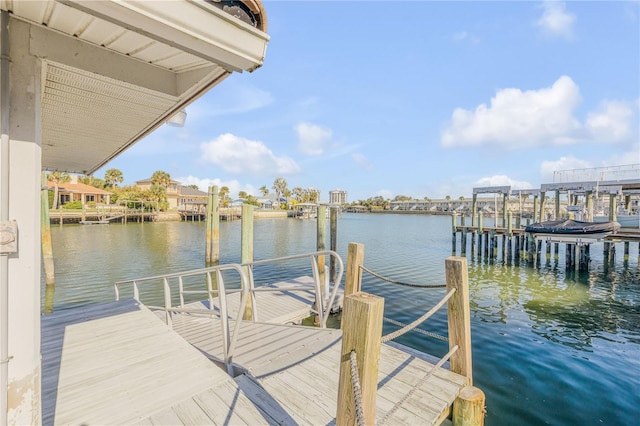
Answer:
182;276;344;325
42;298;467;425
44;250;481;425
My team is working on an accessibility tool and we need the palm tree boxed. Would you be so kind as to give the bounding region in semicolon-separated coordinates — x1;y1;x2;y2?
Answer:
47;171;71;209
104;168;124;187
238;190;248;199
151;170;171;188
272;177;288;209
219;186;230;207
259;185;269;197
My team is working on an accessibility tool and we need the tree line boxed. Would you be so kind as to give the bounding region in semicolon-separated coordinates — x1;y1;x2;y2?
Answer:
47;169;467;212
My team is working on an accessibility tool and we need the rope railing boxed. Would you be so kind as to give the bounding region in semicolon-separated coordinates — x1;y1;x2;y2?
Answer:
381;288;455;343
360;265;447;289
382;317;449;342
349;350;366;426
378;345;460;425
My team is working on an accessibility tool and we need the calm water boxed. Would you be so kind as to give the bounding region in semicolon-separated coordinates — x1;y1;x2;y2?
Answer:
43;214;640;425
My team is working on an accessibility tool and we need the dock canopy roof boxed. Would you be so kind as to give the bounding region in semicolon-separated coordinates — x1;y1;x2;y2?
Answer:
2;0;269;174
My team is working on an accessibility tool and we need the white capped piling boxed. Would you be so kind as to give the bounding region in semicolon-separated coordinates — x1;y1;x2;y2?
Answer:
336;292;384;426
241;203;254;320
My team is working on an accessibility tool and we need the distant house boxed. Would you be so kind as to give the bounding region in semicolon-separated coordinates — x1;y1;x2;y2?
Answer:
256;197;273;209
47;176;112;206
178;186;209;213
135;179;207;211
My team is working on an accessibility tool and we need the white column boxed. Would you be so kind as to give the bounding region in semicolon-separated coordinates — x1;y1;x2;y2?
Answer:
1;17;42;425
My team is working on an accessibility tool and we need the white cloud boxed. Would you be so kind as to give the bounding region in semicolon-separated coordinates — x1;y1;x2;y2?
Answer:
452;31;480;44
200;133;300;177
585;100;634;142
441;75;581;148
296;123;332;156
474;175;534;190
540;156;593;180
175;175;257;198
352;153;373;169
535;1;576;41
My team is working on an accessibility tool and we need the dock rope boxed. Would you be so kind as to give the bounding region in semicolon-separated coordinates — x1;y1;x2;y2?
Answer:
360;265;447;288
378;345;459;426
381;288;456;343
349;350;366;426
383;317;448;342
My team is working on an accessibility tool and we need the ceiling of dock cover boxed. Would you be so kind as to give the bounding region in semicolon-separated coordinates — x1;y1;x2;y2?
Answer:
1;0;269;174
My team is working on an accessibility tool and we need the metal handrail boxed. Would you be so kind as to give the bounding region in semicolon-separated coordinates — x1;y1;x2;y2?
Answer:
113;250;344;369
239;250;344;327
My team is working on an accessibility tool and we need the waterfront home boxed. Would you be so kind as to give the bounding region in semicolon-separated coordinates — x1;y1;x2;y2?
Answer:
135;178;210;211
0;1;269;423
47;178;112;207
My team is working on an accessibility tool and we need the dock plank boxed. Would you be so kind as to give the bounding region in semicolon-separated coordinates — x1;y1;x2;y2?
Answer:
182;276;343;325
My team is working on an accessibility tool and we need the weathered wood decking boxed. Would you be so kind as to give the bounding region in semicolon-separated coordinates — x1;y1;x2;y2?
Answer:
42;298;467;425
182;276;344;325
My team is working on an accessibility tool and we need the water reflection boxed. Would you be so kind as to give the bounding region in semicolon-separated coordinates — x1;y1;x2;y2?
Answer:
467;257;640;351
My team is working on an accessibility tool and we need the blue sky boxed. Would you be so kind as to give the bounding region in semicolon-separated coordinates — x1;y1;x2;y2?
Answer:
96;1;640;202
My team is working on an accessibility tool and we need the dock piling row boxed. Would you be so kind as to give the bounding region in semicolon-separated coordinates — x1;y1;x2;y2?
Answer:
450;213;638;271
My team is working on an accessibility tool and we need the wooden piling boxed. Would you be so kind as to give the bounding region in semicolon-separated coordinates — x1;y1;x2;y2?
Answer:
205;186;220;264
452;213;457;255
453;386;486;426
336;292;384;426
578;245;589;271
344;242;364;298
461;228;467;256
539;191;546;223
470;231;476;259
317;205;327;296
41;172;55;286
545;241;551;262
446;257;473;383
609;194;617;222
566;244;573;269
624;241;629;262
241;203;254;320
330;207;338;283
